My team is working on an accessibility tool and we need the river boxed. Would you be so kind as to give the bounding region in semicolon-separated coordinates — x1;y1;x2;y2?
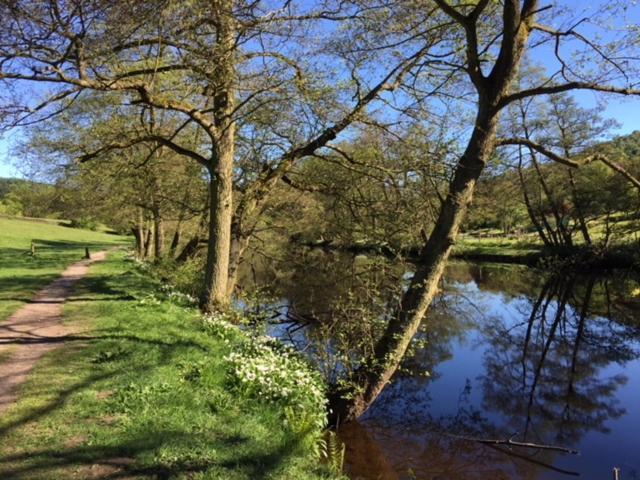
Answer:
239;249;640;479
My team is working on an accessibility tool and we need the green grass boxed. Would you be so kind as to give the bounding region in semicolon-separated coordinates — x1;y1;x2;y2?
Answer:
0;253;334;479
455;234;542;257
457;212;640;258
0;216;129;321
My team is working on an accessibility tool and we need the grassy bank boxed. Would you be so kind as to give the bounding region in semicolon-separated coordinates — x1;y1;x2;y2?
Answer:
457;212;640;259
0;252;335;479
0;216;128;321
455;234;542;259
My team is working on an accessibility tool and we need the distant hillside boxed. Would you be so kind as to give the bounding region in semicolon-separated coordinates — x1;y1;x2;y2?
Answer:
603;130;640;158
0;177;36;198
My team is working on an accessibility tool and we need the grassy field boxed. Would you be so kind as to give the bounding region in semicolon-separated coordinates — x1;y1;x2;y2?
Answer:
455;232;541;258
456;213;640;259
0;217;128;321
0;253;335;479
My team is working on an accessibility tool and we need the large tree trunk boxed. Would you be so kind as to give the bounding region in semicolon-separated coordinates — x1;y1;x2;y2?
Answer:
201;159;234;311
200;1;236;312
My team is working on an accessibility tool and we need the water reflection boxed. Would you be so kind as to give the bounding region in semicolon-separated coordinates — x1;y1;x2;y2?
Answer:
238;251;640;479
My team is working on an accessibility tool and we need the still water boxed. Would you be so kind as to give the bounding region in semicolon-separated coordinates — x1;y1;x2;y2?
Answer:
240;251;640;479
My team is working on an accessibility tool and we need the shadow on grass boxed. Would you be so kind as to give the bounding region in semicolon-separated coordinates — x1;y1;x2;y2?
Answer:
32;239;124;250
0;431;305;479
0;338;302;479
0;259;313;479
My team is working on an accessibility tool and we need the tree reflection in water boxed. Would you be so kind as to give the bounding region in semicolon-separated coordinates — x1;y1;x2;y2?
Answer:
346;270;640;479
239;253;640;479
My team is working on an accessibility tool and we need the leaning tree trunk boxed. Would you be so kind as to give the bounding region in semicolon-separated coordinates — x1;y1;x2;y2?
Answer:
169;224;182;257
176;236;201;263
518;152;552;247
176;210;209;263
330;104;502;422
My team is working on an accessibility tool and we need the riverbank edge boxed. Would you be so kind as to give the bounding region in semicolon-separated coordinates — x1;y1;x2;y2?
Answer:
294;239;639;272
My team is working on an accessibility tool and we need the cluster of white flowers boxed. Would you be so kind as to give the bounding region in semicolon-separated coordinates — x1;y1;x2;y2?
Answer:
124;251;138;261
205;315;327;430
131;257;152;272
138;293;161;306
159;284;198;306
226;337;326;420
203;313;238;342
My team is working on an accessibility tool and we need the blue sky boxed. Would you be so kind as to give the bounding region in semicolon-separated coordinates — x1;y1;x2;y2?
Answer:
1;0;639;179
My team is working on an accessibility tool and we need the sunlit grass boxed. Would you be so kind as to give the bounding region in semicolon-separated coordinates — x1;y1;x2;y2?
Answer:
457;213;640;258
0;253;335;479
0;216;129;321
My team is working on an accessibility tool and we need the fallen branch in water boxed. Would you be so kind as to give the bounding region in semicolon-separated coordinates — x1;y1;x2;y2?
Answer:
486;445;580;477
439;431;579;454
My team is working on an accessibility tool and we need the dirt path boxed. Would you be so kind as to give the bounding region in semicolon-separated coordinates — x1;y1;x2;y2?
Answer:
0;251;107;413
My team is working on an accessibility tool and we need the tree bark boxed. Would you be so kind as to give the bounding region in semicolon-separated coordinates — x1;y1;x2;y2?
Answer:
143;222;154;259
153;208;164;260
200;1;236;312
136;210;145;257
169;225;182;257
227;227;251;297
131;226;142;255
